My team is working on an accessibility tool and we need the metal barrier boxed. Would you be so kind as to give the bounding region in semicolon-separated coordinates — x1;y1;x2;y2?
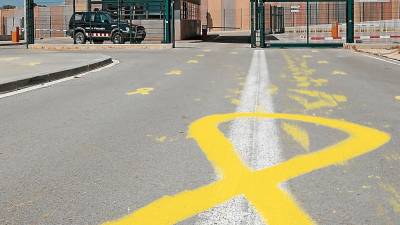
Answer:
254;0;350;47
19;0;174;45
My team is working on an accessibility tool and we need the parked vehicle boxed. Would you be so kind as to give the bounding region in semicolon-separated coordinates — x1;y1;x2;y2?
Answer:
67;11;146;44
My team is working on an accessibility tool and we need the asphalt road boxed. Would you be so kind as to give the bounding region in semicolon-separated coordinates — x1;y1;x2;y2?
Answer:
0;42;399;225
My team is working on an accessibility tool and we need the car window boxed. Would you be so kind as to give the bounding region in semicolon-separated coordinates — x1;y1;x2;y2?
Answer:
100;13;110;23
94;13;101;23
83;13;93;23
74;13;83;21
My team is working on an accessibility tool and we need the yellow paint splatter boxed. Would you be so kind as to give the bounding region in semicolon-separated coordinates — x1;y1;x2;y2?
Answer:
156;136;167;143
203;49;211;52
255;104;267;112
267;85;279;95
196;54;205;57
187;60;199;64
317;60;328;64
288;89;347;110
0;57;21;61
282;122;310;152
230;98;241;106
379;183;400;213
332;70;347;75
303;55;313;58
102;112;390;225
25;62;41;66
227;88;242;95
166;69;182;76
395;96;400;101
126;87;154;96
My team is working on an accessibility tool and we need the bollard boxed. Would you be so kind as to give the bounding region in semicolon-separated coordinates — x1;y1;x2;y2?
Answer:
12;27;20;43
202;25;208;41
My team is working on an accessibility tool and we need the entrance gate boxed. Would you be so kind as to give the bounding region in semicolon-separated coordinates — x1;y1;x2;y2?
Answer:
251;0;354;47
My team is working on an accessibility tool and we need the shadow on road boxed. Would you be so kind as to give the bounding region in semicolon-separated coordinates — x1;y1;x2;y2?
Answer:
204;34;251;44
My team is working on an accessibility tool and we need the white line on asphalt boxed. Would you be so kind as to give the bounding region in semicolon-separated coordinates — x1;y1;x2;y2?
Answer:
0;59;119;100
195;50;282;225
354;51;400;66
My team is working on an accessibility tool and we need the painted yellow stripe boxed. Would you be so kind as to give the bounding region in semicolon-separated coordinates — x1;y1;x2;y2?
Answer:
187;60;199;64
282;122;310;152
126;87;154;95
102;113;390;225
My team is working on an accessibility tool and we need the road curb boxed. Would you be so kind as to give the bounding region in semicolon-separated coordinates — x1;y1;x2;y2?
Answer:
343;43;399;50
29;43;172;50
0;42;25;47
0;57;113;94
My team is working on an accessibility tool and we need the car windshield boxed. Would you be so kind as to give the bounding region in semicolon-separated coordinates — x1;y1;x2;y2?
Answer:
103;13;115;23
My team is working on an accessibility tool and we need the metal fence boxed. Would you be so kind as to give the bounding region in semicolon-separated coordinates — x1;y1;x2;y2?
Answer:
262;0;400;44
27;0;167;44
354;1;400;42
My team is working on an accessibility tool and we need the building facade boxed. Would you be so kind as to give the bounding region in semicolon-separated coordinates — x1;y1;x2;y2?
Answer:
202;0;400;33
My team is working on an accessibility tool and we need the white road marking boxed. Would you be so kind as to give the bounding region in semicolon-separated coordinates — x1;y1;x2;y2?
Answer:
195;50;282;225
0;60;119;99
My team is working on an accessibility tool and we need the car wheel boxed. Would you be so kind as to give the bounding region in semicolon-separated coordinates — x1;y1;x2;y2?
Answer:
74;32;86;44
112;33;124;44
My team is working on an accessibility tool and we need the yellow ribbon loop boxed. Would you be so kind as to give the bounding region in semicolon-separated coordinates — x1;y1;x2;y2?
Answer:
103;113;390;225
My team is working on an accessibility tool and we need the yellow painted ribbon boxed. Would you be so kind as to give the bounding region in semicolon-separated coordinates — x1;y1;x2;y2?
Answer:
103;113;390;225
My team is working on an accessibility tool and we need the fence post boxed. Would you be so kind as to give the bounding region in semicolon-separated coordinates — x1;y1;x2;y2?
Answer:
171;0;175;48
241;8;243;30
223;8;226;31
164;0;171;43
306;0;310;45
346;0;354;43
259;0;265;48
25;0;35;45
88;0;92;12
49;12;52;38
73;0;76;44
250;0;256;48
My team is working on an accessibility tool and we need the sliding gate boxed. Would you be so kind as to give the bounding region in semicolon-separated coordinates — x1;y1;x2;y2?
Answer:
251;0;355;47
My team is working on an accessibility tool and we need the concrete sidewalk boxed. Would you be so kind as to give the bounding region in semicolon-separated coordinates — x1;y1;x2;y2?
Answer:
0;50;112;93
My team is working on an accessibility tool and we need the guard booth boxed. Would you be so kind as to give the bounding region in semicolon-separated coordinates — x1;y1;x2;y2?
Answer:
251;0;354;47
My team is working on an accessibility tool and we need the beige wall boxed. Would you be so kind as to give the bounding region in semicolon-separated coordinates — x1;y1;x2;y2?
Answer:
202;0;250;31
64;0;87;11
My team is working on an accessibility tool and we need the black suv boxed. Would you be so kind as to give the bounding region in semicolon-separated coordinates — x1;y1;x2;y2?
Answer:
67;11;146;44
